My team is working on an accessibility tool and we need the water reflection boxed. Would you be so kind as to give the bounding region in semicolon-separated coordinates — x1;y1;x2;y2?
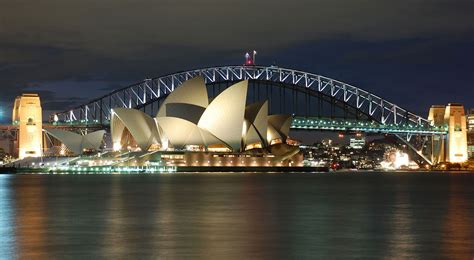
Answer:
442;177;474;258
0;172;473;258
101;176;127;258
13;176;49;259
386;185;416;258
0;176;15;257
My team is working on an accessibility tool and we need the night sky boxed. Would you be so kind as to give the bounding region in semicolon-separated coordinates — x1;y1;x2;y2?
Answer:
1;0;474;122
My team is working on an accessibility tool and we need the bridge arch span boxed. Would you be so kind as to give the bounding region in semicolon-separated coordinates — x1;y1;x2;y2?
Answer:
53;65;428;127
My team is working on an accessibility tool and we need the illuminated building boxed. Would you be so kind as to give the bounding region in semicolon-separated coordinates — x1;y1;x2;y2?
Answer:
444;103;468;163
428;104;468;163
111;77;292;153
467;109;474;131
467;109;474;158
12;94;43;159
349;137;365;149
107;76;301;167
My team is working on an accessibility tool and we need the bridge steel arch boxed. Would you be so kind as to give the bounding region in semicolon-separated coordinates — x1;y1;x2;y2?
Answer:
53;65;429;128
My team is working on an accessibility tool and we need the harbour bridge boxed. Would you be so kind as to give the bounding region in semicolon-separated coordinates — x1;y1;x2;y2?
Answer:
51;65;447;164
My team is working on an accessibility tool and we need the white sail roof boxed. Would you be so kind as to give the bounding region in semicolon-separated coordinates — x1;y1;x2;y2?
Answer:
45;129;105;154
268;114;292;137
245;124;262;147
266;115;292;144
111;108;159;151
198;80;248;151
267;124;281;144
82;130;107;151
244;101;268;146
156;117;223;149
165;103;206;124
156;76;208;118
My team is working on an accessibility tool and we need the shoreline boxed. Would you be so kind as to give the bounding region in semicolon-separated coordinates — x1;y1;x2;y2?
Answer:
1;166;330;174
2;166;474;174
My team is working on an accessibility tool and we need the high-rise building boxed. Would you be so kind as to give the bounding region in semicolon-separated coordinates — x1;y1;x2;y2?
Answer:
467;109;474;158
12;94;43;159
467;109;474;131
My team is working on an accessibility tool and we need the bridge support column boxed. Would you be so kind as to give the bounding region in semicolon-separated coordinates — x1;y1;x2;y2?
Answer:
431;134;445;165
12;94;43;159
395;134;433;165
428;103;468;163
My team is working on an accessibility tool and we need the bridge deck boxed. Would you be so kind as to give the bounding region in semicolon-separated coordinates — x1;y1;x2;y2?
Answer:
291;117;447;135
47;116;447;135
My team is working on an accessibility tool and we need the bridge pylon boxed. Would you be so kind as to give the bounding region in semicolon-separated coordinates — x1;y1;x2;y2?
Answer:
428;103;468;164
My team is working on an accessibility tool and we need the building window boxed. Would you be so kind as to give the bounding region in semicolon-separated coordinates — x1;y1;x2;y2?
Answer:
27;118;35;126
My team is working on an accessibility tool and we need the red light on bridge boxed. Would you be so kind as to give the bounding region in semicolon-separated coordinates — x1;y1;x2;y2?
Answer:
244;51;256;66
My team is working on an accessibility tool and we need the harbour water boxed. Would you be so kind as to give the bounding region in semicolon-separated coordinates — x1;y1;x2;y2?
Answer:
0;171;473;259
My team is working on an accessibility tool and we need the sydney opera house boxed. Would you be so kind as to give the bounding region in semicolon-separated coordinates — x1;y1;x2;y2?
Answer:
44;77;302;168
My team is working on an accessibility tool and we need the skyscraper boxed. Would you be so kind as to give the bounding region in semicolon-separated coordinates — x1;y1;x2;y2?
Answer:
467;109;474;158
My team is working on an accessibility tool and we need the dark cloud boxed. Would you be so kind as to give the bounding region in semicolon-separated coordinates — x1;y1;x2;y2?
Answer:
2;0;473;53
0;0;473;122
42;98;89;111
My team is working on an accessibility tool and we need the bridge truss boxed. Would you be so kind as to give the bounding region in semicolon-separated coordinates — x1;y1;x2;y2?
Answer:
54;65;430;127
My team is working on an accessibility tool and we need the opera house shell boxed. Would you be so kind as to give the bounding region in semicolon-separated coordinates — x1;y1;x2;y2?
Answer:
110;76;293;153
45;129;106;155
